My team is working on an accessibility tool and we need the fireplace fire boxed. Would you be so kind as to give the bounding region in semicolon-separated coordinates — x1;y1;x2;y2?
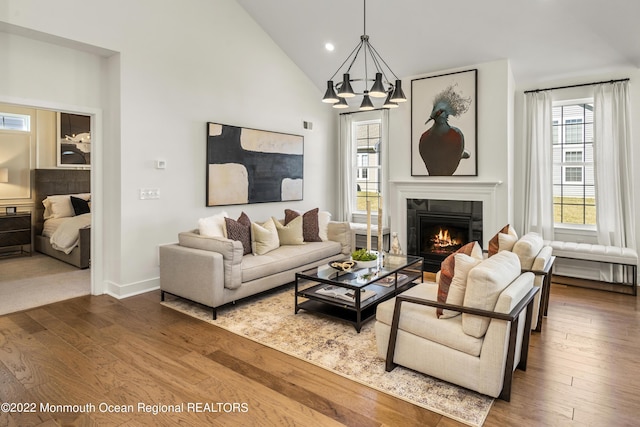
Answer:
430;228;463;254
406;199;483;272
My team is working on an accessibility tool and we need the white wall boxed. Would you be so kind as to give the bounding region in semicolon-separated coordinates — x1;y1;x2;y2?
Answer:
0;0;337;297
387;59;516;249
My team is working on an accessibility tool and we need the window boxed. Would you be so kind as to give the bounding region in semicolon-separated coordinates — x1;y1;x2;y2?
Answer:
0;113;30;131
353;119;381;213
552;101;595;225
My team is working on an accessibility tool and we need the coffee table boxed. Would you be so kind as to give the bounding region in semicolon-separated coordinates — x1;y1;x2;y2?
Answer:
295;254;423;332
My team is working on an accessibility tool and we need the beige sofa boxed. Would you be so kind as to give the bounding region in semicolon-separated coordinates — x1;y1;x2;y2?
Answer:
159;221;351;318
376;251;538;401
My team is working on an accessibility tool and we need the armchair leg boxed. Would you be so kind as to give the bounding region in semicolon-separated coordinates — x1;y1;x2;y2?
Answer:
385;297;404;372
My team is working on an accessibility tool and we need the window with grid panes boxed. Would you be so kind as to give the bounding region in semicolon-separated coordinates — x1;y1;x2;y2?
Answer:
354;119;381;213
552;101;596;225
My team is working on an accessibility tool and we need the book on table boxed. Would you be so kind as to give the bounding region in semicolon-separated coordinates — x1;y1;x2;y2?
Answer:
316;285;376;303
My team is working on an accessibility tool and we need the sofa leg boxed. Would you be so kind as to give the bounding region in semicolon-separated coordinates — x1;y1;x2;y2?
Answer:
161;291;165;302
212;307;217;320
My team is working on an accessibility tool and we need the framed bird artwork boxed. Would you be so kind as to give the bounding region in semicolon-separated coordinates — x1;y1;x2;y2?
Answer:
411;69;477;176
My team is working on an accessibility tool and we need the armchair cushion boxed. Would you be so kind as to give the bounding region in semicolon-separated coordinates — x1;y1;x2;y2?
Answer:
376;283;484;356
462;251;521;338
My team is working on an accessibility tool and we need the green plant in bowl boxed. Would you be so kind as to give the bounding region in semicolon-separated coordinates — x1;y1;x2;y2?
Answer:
351;248;378;261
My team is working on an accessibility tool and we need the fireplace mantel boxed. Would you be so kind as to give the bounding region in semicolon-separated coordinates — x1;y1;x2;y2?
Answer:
390;180;503;252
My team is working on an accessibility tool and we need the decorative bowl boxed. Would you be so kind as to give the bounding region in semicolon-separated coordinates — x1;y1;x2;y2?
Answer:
354;259;378;269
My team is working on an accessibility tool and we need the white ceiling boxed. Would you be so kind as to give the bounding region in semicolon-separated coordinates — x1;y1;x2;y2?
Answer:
237;0;640;92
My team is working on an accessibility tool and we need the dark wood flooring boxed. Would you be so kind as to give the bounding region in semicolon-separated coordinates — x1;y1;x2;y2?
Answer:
0;281;638;426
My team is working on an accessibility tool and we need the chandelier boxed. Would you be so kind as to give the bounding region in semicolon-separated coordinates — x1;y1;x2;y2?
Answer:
322;0;406;110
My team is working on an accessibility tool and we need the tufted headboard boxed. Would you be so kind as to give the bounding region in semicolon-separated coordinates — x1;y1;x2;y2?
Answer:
33;169;91;235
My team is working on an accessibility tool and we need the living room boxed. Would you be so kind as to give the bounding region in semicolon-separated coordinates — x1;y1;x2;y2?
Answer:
1;0;639;425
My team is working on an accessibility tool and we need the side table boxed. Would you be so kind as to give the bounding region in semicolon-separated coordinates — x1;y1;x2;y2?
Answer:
0;211;32;258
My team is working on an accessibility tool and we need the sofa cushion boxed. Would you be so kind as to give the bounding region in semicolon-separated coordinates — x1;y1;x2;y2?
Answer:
462;251;521;338
512;232;544;269
241;241;342;283
488;224;518;257
225;212;252;255
251;218;280;255
376;282;484;357
285;208;322;242
437;241;483;317
273;215;305;245
440;253;483;319
198;211;228;237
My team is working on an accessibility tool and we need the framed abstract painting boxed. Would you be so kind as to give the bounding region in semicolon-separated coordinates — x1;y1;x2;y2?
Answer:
411;69;477;176
57;112;91;168
206;122;304;206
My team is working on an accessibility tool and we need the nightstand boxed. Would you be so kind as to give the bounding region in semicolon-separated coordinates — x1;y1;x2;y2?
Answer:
0;211;32;257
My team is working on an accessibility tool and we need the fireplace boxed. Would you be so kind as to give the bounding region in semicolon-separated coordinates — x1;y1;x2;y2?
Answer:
407;199;483;272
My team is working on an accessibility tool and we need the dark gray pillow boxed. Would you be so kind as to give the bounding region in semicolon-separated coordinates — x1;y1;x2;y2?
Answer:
70;196;90;215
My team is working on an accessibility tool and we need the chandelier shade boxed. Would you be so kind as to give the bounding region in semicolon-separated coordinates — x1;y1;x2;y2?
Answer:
322;0;406;110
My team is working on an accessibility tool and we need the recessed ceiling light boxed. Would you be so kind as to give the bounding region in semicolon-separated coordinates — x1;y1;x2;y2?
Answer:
325;43;334;52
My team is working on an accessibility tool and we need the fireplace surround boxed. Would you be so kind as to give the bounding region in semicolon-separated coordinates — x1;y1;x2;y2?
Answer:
407;199;483;272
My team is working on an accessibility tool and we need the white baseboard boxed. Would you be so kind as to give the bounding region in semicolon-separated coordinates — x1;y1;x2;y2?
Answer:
104;277;160;299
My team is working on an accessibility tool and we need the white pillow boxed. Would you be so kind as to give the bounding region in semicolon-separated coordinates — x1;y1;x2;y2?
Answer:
318;211;331;241
512;232;544;269
43;193;91;219
440;253;483;319
251;218;280;255
498;232;518;252
198;211;228;237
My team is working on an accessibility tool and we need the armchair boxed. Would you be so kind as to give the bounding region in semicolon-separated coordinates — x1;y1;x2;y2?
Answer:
375;251;539;401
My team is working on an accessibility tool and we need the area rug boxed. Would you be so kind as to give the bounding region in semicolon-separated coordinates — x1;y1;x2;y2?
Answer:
161;286;493;426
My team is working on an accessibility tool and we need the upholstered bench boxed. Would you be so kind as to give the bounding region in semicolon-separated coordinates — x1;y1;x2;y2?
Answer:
544;241;638;296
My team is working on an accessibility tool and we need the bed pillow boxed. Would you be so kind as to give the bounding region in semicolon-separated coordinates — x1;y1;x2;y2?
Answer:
198;211;228;237
284;208;322;242
70;196;91;215
224;212;252;255
43;193;91;219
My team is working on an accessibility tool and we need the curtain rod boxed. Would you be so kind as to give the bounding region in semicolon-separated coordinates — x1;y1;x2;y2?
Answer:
339;107;388;116
524;78;629;94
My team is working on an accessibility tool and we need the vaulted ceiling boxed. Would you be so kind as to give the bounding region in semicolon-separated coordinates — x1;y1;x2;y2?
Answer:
237;0;640;92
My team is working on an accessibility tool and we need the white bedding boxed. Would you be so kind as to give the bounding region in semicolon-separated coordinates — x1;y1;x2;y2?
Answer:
46;213;91;254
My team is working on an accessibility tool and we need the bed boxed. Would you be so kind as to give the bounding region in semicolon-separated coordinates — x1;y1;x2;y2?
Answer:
33;169;91;269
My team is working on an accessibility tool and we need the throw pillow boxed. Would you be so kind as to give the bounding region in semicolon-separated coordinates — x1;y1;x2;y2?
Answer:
198;211;228;237
284;208;322;242
225;212;252;255
273;215;304;245
437;241;483;318
512;232;544;269
488;224;518;257
70;196;91;215
318;211;331;241
251;218;280;255
439;253;483;319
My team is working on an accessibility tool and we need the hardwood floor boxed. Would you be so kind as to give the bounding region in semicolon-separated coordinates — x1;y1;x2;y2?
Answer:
0;282;638;426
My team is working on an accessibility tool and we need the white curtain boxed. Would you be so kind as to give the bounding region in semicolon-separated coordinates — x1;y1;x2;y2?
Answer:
593;81;636;282
523;91;554;239
336;113;355;222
